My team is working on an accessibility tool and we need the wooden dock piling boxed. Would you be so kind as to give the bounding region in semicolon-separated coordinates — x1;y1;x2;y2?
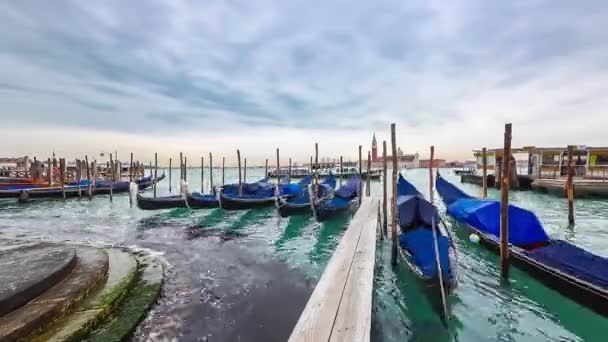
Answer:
47;158;52;187
366;150;371;196
153;153;158;198
289;157;292;179
358;145;362;205
244;158;247;182
85;156;92;200
276;148;281;199
237;150;243;196
168;158;172;193
129;153;134;207
201;156;205;193
339;156;343;187
383;141;388;238
567;145;575;225
184;156;188;182
109;154;115;201
391;124;398;266
429;146;434;202
265;159;269;178
500;123;512;279
482;147;488;198
59;158;66;201
315;143;319;194
222;157;225;186
209;153;214;194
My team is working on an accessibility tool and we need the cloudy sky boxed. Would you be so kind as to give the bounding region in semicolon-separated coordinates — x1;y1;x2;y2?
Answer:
1;0;607;165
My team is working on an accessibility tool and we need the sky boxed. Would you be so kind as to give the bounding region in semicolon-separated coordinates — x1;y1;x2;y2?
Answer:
1;0;607;165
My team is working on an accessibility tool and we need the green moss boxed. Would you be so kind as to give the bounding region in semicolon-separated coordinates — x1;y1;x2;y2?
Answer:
97;269;137;310
87;282;161;342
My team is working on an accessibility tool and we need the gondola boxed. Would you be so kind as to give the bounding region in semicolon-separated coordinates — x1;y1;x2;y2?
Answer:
436;173;608;317
396;175;457;299
277;175;336;217
137;193;185;210
186;192;219;209
219;182;302;210
313;176;361;221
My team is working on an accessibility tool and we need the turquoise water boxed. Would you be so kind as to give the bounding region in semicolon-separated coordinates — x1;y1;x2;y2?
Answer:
0;167;606;341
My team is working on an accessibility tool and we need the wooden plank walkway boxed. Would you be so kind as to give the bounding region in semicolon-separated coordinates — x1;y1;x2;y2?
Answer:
289;197;377;342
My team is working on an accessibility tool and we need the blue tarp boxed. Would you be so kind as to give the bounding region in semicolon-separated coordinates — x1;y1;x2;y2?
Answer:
399;228;452;279
525;241;608;289
397;174;421;197
334;177;360;199
435;174;472;206
398;195;439;228
447;198;550;246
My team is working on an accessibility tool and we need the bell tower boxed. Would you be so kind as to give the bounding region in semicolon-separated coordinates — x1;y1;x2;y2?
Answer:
371;133;378;162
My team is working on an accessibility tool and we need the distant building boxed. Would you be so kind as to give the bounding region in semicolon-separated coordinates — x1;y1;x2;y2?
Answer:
369;133;419;168
419;159;446;168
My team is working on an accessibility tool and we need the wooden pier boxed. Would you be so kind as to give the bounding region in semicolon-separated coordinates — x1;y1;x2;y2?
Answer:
289;196;377;342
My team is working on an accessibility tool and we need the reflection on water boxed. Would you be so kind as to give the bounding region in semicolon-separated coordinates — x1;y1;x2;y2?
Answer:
0;168;607;341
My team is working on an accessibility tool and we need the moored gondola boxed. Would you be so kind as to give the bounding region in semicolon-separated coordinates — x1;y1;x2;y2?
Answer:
220;182;302;211
313;176;361;221
136;194;186;210
436;172;608;317
277;175;336;217
396;175;458;303
187;192;219;209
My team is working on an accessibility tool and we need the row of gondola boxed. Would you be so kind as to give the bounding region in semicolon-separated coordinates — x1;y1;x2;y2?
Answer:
136;174;362;222
394;172;608;321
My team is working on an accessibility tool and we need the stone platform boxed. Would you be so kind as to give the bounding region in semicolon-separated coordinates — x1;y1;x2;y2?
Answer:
0;239;163;342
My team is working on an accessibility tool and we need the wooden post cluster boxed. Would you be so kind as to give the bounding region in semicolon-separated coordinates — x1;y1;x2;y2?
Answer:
500;123;512;279
567;145;575;225
390;124;398;266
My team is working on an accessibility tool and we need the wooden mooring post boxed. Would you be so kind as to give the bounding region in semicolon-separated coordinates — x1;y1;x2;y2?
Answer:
482;147;488;198
209;153;214;194
85;156;92;200
201;156;205;193
567;145;575;225
244;158;247;182
184;156;188;182
383;141;388;238
358;145;362;205
366;150;371;196
429;146;434;202
314;143;319;194
265;159;269;178
339;156;343;187
500;123;512;279
276;148;281;198
222;157;226;186
237;150;243;196
168;157;172;193
109;154;115;201
289;157;292;179
153;153;158;198
391;124;398;266
76;159;82;198
129;152;134;207
59;158;66;201
47;158;52;187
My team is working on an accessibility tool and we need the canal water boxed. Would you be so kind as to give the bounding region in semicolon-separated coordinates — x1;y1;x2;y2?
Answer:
0;168;606;341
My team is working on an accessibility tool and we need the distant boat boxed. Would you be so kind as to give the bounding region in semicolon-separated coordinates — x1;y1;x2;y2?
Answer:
436;172;608;317
277;175;336;217
313;176;361;221
268;167;311;179
396;174;457;316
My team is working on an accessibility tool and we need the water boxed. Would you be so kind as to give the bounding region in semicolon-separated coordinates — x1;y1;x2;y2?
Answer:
0;168;606;341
